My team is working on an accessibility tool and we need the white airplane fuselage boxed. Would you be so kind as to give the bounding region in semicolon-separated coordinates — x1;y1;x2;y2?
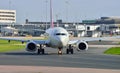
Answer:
46;27;69;48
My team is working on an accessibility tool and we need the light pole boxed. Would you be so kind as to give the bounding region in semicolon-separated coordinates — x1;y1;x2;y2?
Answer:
9;0;11;9
45;0;48;29
65;0;69;22
50;0;54;28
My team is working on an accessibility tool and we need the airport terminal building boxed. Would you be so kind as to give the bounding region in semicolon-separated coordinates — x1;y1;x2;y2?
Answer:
0;9;16;36
0;9;16;23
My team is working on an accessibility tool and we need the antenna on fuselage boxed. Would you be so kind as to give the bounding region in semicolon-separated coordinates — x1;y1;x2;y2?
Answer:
50;0;54;28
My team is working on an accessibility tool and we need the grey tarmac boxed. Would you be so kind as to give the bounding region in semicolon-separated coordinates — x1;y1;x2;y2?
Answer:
0;40;120;73
0;65;120;73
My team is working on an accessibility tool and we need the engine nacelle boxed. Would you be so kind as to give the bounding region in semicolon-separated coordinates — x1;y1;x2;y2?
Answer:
26;41;37;52
76;41;88;51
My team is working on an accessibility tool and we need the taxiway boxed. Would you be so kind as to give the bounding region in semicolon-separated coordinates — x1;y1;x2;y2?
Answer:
0;41;120;70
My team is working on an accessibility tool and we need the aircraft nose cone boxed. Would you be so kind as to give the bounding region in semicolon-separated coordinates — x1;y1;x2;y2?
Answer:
57;37;66;46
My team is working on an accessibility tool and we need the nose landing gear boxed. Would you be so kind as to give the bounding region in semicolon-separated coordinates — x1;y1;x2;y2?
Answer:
58;47;62;55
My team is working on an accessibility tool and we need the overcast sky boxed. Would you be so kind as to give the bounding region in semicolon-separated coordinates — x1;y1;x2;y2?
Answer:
0;0;120;23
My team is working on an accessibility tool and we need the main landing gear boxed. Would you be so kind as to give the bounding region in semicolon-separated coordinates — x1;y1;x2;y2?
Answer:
37;45;45;55
66;45;74;54
37;45;74;55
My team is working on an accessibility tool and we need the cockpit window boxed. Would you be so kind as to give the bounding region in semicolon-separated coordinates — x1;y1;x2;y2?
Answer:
56;33;60;35
55;33;66;36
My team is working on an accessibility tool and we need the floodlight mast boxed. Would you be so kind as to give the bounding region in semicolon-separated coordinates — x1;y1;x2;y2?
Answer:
50;0;54;28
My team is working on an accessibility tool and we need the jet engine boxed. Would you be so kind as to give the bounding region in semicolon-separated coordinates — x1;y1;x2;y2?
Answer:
76;41;88;51
26;41;37;52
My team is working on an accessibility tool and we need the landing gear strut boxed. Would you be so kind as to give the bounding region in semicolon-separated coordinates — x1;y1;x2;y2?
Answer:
37;45;45;55
66;45;74;54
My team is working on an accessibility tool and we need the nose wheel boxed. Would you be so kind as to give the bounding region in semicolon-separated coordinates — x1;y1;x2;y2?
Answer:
58;48;62;55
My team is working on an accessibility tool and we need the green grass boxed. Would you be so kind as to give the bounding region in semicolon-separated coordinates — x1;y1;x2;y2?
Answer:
0;40;25;52
104;47;120;55
0;37;46;52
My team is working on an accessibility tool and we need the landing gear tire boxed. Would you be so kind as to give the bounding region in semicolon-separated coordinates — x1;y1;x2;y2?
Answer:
37;45;45;55
66;45;74;54
66;49;74;54
58;51;62;55
71;49;73;54
37;49;45;55
58;48;62;55
66;49;69;54
42;49;45;54
37;49;40;54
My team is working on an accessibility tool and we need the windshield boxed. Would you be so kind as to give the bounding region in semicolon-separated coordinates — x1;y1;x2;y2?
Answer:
55;33;66;36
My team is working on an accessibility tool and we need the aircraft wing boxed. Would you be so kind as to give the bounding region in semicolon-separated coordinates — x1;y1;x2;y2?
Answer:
0;37;29;42
0;37;49;44
68;36;120;44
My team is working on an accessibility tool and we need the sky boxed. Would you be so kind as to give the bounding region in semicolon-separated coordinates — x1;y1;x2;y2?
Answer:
0;0;120;23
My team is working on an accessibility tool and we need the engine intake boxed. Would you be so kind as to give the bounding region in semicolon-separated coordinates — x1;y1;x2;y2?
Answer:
26;42;37;52
77;41;88;51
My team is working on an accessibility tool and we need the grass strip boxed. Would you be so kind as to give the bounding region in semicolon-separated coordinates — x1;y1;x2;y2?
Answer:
0;40;25;52
104;47;120;55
